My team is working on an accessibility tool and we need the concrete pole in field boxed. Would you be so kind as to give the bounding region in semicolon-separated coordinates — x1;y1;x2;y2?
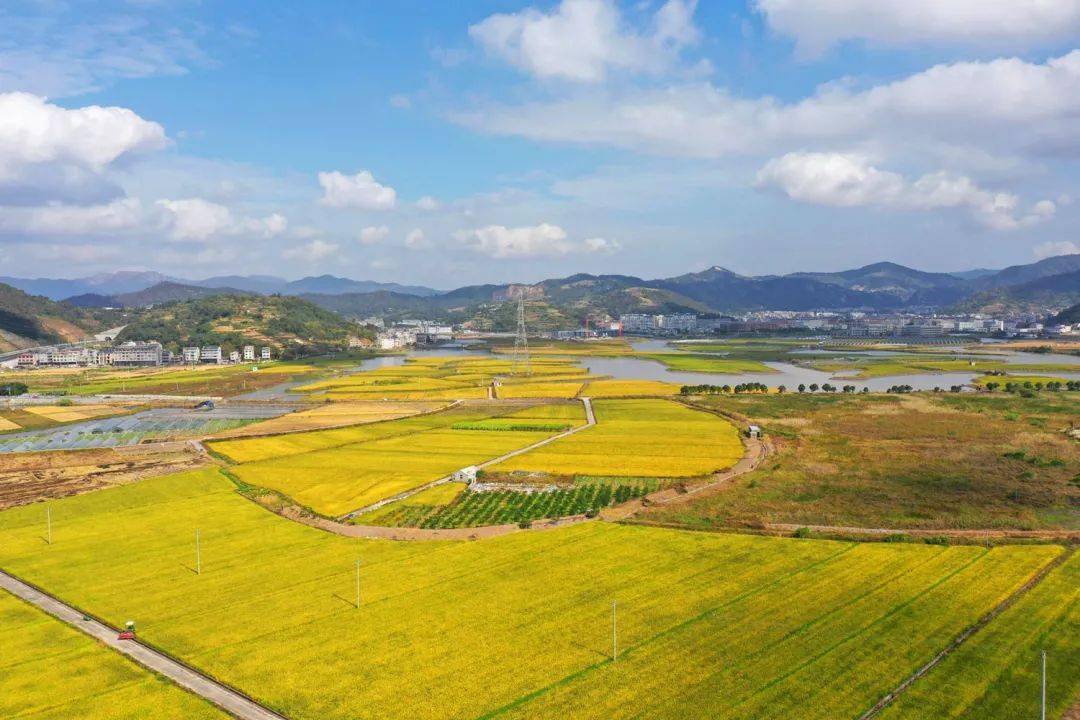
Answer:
195;529;201;575
46;507;51;545
612;600;618;662
355;558;361;609
1041;650;1046;720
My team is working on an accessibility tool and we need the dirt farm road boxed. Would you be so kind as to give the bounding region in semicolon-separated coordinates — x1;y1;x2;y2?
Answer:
0;569;286;720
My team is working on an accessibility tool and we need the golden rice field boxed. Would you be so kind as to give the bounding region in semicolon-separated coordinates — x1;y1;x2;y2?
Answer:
354;481;466;525
580;379;681;397
293;356;590;401
494;398;744;478
218;400;447;437
495;380;585;399
880;550;1079;719
211;402;585;515
0;469;1071;720
0;416;19;431
0;589;226;719
21;404;126;423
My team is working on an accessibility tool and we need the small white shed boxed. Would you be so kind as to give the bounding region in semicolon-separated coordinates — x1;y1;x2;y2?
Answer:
747;425;762;439
452;466;479;483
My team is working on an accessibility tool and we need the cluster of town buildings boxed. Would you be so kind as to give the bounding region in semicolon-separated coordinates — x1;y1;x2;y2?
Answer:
13;341;273;368
363;318;454;350
557;311;1077;340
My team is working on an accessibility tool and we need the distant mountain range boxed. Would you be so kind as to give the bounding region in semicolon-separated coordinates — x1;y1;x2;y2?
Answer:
0;272;441;302
2;254;1078;334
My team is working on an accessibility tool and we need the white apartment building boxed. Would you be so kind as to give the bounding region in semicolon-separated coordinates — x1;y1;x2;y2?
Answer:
229;350;241;363
619;314;655;333
200;346;223;364
260;346;271;360
101;341;163;366
656;314;698;332
182;347;200;364
243;345;255;361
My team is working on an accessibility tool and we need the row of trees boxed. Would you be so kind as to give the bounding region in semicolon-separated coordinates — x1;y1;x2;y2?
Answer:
984;380;1080;393
680;383;769;395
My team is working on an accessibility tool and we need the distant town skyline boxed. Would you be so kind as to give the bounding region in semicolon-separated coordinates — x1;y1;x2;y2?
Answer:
0;1;1077;286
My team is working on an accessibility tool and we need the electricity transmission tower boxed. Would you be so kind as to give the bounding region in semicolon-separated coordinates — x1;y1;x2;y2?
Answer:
510;292;531;377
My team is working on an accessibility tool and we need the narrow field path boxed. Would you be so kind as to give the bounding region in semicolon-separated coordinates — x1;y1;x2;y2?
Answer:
0;569;287;720
602;435;769;522
766;522;1080;542
857;545;1076;719
338;397;597;520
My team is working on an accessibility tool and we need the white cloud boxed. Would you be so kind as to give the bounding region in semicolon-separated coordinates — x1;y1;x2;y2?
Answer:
359;225;390;245
1033;240;1079;259
156;198;287;242
0;93;167;210
416;195;440;211
756;0;1080;57
756;152;1056;230
404;228;429;249
469;0;700;82
454;223;621;258
317;170;397;210
0;198;143;235
283;239;339;262
455;51;1080;164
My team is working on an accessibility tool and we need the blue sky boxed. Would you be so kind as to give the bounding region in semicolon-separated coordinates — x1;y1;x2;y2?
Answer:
0;1;1077;288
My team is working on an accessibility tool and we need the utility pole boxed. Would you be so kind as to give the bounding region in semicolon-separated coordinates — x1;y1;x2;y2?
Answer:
1041;650;1046;720
355;557;361;609
612;600;618;662
46;507;51;545
195;529;201;575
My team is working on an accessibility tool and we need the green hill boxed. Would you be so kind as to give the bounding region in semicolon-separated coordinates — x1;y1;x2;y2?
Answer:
115;294;368;358
0;283;107;352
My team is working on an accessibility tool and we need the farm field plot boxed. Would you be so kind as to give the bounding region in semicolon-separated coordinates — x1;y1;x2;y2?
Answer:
643;392;1080;531
0;469;1066;720
494;398;744;478
294;356;590;401
21;403;127;423
0;405;285;454
580;379;680;397
880;550;1079;719
0;416;19;431
0;590;226;719
217;400;447;437
215;402;584;514
495;380;585;399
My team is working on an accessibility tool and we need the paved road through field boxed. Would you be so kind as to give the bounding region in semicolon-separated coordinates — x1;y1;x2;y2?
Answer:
0;569;287;720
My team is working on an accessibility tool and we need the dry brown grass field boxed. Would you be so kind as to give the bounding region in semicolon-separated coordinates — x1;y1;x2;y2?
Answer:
641;392;1079;532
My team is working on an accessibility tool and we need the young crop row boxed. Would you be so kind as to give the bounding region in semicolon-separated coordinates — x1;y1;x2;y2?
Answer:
408;482;658;529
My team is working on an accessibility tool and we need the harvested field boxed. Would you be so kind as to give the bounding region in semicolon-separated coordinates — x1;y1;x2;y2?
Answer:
0;443;206;509
0;468;1067;720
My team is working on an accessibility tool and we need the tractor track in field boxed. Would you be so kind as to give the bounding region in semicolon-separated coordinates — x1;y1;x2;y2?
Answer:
0;569;287;720
856;544;1077;719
